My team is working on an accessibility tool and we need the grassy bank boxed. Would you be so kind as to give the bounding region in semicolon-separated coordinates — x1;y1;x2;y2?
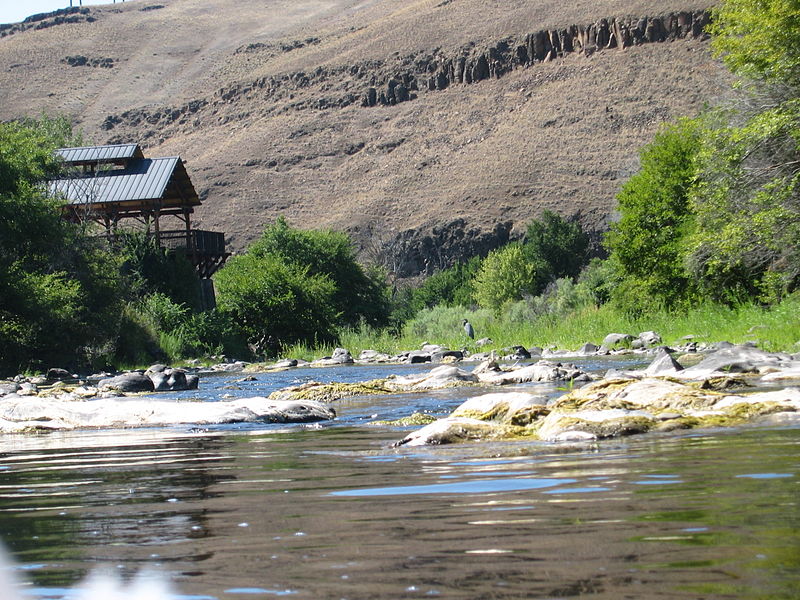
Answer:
280;295;800;361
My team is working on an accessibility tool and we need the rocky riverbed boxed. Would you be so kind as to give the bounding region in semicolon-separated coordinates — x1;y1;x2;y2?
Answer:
1;334;799;438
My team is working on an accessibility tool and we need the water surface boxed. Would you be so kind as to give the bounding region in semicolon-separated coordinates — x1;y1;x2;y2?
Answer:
1;361;797;599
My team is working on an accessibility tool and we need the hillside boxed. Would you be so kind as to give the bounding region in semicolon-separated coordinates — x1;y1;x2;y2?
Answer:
0;0;729;275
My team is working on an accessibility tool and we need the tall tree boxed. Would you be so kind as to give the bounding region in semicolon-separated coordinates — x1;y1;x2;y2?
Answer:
688;0;800;301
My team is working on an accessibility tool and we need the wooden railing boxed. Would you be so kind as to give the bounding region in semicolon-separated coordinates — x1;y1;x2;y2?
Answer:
158;229;226;256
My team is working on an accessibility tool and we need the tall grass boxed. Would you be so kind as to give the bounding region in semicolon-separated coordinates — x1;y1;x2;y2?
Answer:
281;295;800;359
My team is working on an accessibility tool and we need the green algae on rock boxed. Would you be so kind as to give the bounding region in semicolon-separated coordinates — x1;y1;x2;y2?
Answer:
395;377;800;446
371;412;438;427
268;380;393;403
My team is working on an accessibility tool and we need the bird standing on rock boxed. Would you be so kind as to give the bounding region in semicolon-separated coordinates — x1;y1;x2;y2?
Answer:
462;319;475;339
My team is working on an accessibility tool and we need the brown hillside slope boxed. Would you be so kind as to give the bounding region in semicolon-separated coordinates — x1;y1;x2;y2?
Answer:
0;0;728;274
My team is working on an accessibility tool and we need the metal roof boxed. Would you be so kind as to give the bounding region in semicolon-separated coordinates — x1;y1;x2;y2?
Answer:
50;157;199;207
56;144;144;165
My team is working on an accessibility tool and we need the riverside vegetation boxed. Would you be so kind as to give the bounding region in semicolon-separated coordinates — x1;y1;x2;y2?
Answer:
0;0;798;376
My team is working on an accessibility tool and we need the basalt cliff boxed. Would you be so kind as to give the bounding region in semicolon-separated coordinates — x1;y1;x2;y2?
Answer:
0;0;728;274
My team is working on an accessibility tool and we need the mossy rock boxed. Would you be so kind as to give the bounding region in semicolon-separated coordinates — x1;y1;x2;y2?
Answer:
394;417;527;447
268;379;391;403
453;405;550;426
552;377;723;412
371;412;438;426
692;376;751;391
537;409;657;441
244;363;294;373
451;392;550;426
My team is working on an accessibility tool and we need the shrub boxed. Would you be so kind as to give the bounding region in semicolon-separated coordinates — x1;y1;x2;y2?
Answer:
214;252;338;355
605;118;702;313
249;217;390;328
523;210;589;288
473;243;538;313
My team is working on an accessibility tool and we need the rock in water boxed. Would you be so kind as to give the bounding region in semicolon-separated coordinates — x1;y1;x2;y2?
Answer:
0;396;335;432
98;372;155;393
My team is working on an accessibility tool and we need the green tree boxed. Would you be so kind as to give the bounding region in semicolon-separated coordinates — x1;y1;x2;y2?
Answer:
249;217;390;328
523;210;589;290
605;118;702;313
689;101;800;302
119;231;202;310
687;0;800;301
214;252;338;354
0;118;123;373
709;0;800;89
473;243;538;313
393;255;483;324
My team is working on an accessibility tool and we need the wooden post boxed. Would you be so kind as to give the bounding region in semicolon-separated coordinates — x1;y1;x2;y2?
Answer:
153;207;161;245
185;208;198;268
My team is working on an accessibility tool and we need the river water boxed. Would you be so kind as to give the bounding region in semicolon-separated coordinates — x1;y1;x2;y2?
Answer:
0;359;798;599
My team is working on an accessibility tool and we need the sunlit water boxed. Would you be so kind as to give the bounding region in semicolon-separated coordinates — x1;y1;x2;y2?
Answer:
1;359;798;599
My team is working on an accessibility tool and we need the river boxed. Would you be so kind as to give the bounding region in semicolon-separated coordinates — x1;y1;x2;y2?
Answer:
0;359;798;599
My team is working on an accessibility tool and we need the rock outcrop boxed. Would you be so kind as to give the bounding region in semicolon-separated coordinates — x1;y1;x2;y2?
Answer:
362;11;711;108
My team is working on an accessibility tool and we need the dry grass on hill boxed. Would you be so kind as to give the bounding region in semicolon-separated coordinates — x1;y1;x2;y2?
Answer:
0;0;728;271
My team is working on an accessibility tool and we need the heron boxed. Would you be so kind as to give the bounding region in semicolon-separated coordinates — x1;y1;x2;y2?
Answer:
462;319;475;339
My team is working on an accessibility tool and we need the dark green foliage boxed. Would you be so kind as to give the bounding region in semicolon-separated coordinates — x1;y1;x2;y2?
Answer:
131;293;249;361
215;251;339;355
0;118;124;374
119;231;202;310
605;118;702;314
392;255;482;324
523;210;589;289
250;217;390;328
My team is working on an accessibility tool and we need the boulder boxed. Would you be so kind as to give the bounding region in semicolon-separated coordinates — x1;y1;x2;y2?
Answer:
475;337;494;347
98;372;155;393
17;383;39;396
576;342;598;356
0;395;336;432
638;331;662;347
538;408;657;441
406;351;432;364
552;377;722;412
313;348;355;366
185;374;200;390
145;364;168;376
680;345;790;379
46;368;73;381
476;360;589;385
331;348;354;364
270;380;391;403
501;345;531;360
393;417;510;447
0;382;20;396
600;333;634;350
643;347;684;376
273;358;299;368
451;392;548;426
387;365;479;391
421;344;448;353
432;350;464;363
394;374;800;447
357;350;391;363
